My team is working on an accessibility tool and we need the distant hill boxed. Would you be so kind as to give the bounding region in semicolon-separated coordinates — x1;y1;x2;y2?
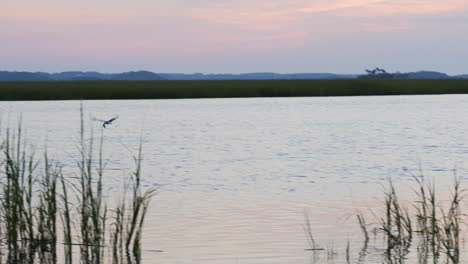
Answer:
0;70;466;81
0;71;360;81
359;70;454;79
112;71;165;80
0;71;165;81
158;72;357;80
0;71;53;81
405;71;449;79
52;71;114;80
454;74;468;79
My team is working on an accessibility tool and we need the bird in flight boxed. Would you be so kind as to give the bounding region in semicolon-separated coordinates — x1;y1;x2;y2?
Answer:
93;116;119;128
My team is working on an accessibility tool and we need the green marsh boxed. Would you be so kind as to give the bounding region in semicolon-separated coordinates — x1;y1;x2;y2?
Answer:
1;79;468;100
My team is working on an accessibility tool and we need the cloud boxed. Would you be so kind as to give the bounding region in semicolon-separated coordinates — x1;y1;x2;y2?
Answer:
188;0;468;52
1;0;467;73
193;0;468;31
358;23;414;32
0;1;190;25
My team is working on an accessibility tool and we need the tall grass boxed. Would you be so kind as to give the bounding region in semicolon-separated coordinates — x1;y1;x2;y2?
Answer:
0;106;155;264
381;180;413;251
412;175;464;263
110;138;157;264
374;177;463;263
303;213;324;251
367;176;465;263
304;176;466;263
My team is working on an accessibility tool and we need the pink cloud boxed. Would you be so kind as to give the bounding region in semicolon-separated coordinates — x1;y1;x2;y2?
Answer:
327;0;468;17
190;0;468;50
1;0;467;63
359;23;414;32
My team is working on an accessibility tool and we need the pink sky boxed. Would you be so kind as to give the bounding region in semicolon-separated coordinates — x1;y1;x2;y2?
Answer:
1;0;468;74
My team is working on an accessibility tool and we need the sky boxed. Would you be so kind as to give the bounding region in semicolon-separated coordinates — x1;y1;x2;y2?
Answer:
1;0;468;75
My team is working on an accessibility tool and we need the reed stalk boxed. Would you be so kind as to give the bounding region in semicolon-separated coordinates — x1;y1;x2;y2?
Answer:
109;138;157;264
0;104;155;264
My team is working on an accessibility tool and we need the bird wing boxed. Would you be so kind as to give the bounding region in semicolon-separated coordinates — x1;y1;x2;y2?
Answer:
108;116;119;122
92;117;107;122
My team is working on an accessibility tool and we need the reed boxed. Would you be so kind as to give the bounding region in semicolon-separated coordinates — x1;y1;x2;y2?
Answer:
109;138;157;263
413;176;441;257
380;179;413;250
439;176;463;263
360;176;464;263
37;151;59;263
0;105;155;264
59;171;73;264
303;213;325;251
303;175;466;263
76;109;108;264
356;213;369;246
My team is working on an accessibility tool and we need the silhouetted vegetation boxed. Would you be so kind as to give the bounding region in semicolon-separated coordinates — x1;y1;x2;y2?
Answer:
1;79;468;100
359;68;450;79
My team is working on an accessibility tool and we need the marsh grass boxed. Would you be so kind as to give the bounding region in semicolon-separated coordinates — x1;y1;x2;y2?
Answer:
110;138;157;264
305;176;466;264
374;176;464;263
381;180;413;251
1;79;468;101
356;213;369;246
303;213;325;251
0;105;155;264
412;175;465;263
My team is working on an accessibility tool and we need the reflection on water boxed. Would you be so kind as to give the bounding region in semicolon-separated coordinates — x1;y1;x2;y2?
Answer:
1;95;468;263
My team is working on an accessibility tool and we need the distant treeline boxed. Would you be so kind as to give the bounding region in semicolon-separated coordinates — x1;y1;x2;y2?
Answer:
357;69;462;79
1;70;468;81
0;70;355;81
1;79;468;101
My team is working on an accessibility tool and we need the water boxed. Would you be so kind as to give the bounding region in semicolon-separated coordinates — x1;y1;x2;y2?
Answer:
2;94;468;263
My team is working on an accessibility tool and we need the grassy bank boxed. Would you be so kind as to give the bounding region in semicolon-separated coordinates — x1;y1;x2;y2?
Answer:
1;79;468;100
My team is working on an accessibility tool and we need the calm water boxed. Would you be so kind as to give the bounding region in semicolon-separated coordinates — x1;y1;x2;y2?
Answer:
2;95;468;263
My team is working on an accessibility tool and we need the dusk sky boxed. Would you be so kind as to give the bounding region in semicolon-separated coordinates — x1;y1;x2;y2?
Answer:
2;0;468;74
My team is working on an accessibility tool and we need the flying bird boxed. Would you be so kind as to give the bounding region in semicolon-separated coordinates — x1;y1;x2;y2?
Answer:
93;116;119;128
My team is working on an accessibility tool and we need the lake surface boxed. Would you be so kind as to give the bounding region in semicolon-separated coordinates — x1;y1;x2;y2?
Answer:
2;94;468;263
